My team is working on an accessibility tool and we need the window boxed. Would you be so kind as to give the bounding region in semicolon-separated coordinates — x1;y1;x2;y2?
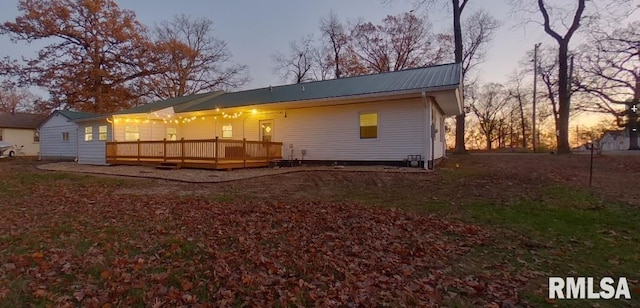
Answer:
125;126;139;141
167;128;177;141
222;124;232;138
62;132;70;142
33;131;40;142
84;127;93;141
0;129;3;141
359;113;378;139
98;125;107;141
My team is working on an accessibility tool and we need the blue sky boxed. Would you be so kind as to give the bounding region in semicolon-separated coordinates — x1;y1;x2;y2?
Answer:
1;0;638;131
0;0;557;90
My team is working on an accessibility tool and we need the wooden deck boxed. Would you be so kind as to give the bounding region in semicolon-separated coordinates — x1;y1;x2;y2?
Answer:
106;138;283;170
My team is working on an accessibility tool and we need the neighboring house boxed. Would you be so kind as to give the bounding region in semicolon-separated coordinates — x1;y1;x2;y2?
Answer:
101;63;463;169
599;129;640;151
39;110;98;160
0;112;43;156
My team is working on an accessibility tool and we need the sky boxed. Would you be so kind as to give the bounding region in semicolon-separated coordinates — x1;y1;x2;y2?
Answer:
0;0;551;89
1;0;639;126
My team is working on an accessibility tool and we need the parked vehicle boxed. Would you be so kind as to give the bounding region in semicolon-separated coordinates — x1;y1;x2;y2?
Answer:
0;141;20;158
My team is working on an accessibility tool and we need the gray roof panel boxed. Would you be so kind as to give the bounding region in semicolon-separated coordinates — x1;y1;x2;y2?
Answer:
184;63;461;112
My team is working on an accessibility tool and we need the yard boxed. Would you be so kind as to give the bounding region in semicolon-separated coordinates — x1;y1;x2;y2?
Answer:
0;154;639;307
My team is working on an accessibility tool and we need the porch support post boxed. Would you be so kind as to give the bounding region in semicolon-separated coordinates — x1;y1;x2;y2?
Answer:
243;138;247;168
214;137;219;168
181;138;185;165
266;142;270;164
137;139;141;163
163;138;167;162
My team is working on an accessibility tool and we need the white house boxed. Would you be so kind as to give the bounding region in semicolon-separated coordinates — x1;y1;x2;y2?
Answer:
0;112;43;156
83;63;462;169
599;129;640;152
39;110;98;160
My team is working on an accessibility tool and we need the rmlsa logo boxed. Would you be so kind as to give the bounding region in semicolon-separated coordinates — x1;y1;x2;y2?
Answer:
549;277;631;299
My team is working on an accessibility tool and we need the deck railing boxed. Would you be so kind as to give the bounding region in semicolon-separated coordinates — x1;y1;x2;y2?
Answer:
106;138;283;169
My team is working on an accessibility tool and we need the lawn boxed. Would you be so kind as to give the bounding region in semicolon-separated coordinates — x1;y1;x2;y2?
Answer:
0;154;639;307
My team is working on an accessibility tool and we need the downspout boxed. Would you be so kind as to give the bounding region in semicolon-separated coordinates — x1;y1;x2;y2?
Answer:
75;126;79;162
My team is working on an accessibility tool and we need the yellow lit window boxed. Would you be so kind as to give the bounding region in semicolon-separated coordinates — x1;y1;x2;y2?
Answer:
125;126;139;141
222;124;232;138
359;113;378;139
98;126;107;141
84;127;93;141
167;128;177;141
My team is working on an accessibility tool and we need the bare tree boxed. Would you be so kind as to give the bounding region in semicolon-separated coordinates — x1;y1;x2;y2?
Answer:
149;14;249;99
350;12;447;73
574;21;640;149
0;82;38;113
506;71;530;148
414;0;470;153
470;83;509;150
461;10;500;84
272;36;316;84
534;0;587;153
320;11;349;79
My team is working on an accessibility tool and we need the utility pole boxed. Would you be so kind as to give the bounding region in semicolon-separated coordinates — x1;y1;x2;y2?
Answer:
532;43;541;152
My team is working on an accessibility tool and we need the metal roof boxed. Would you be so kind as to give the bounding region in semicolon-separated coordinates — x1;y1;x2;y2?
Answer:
0;112;45;129
184;63;462;112
114;91;224;115
56;110;98;120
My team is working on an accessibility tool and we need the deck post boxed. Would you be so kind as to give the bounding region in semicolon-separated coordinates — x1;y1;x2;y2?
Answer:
214;137;219;168
266;142;270;164
181;138;185;164
163;138;167;162
137;139;140;163
243;138;247;168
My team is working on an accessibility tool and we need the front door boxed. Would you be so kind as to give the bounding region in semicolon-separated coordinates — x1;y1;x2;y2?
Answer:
260;120;273;142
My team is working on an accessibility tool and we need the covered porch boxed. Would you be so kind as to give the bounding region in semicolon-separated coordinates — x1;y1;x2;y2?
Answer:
106;138;283;169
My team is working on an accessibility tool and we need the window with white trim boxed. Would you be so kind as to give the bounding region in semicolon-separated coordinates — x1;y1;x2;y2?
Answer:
222;124;232;138
33;131;40;142
84;127;93;141
359;113;378;139
98;125;107;141
125;126;139;141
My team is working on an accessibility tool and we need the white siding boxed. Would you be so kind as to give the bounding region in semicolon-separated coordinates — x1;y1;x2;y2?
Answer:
113;120;166;141
39;113;78;159
78;121;111;165
261;99;426;161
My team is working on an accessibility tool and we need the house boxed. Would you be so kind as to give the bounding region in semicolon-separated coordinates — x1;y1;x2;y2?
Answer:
599;129;640;151
0;112;43;156
39;110;99;160
97;63;463;169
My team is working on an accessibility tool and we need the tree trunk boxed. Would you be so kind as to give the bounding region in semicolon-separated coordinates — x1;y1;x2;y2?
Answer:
452;0;466;154
486;133;492;150
556;42;571;153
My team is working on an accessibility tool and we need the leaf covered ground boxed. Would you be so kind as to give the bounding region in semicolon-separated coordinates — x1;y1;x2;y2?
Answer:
1;153;639;307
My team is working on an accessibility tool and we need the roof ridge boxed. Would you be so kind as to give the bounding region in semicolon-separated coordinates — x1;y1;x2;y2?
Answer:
232;62;461;94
